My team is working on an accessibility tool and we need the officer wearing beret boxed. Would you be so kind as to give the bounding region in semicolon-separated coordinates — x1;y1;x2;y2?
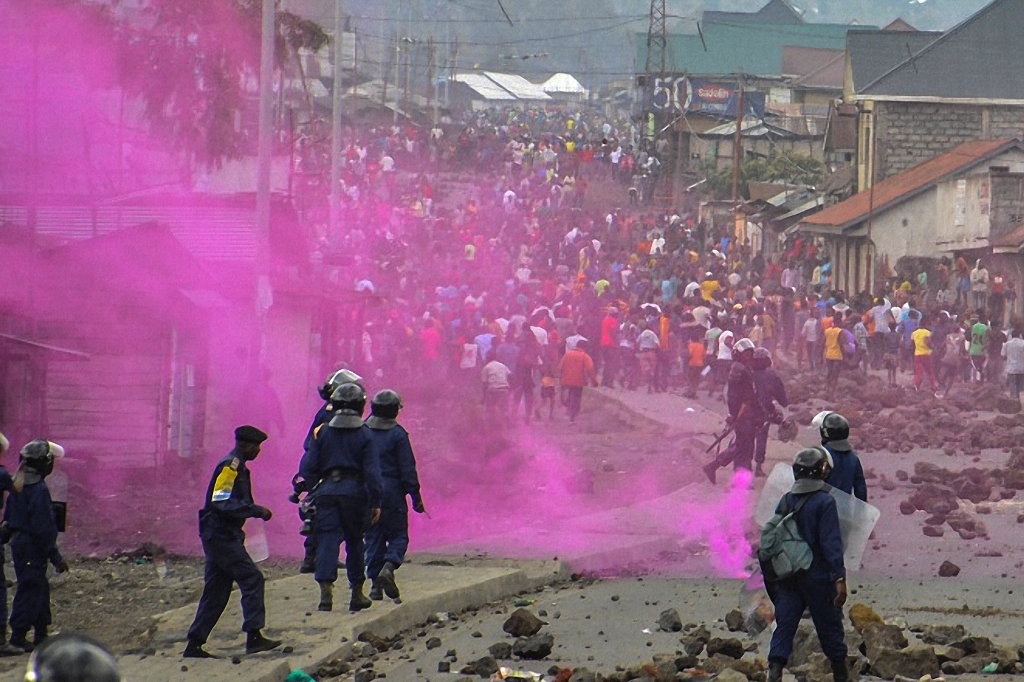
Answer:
184;426;281;658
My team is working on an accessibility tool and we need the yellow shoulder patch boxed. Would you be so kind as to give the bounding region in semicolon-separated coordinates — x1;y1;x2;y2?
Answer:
212;465;238;502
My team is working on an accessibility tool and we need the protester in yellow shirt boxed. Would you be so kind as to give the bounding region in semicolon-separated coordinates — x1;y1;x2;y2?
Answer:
911;321;936;392
823;324;844;399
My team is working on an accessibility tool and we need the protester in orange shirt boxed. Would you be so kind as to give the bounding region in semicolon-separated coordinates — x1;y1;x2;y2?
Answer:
557;340;597;423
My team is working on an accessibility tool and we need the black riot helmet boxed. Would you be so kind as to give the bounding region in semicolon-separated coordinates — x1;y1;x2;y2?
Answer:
330;382;367;415
819;412;852;452
318;368;364;401
370;389;403;420
792;447;831;480
750;347;773;371
20;439;64;478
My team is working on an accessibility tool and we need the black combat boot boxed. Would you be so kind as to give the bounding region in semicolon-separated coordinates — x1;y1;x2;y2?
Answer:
299;548;316;574
378;561;401;600
768;660;785;682
369;579;384;601
831;659;850;682
9;631;33;653
702;461;718;485
318;581;334;612
182;640;217;659
350;582;372;612
245;629;282;655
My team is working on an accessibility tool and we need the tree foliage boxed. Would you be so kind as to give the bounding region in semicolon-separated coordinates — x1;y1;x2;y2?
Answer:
703;148;826;200
116;0;328;168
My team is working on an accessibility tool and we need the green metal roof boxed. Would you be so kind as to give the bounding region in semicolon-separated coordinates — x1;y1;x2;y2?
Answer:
635;21;869;77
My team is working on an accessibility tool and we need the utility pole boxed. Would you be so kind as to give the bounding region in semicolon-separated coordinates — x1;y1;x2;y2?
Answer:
256;0;275;285
329;0;345;241
426;36;437;123
643;0;668;149
731;78;745;203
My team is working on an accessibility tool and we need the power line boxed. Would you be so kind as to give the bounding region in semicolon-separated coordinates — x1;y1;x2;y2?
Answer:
351;17;643;48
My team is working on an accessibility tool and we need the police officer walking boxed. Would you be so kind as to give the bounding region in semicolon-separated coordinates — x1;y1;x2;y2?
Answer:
364;390;425;602
752;348;789;478
184;426;281;658
818;412;867;501
6;440;68;653
299;383;382;612
297;369;364;574
764;447;848;682
703;338;762;483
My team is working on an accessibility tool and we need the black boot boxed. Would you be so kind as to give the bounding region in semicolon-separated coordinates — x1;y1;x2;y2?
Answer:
299;552;316;574
33;627;47;647
350;582;372;612
378;561;401;600
702;461;718;485
369;579;384;601
768;660;785;682
9;631;32;653
245;630;282;655
831;659;850;682
318;581;334;612
182;640;216;659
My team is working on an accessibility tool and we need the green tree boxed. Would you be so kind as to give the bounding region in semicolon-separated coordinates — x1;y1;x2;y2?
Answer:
702;149;825;200
116;0;328;168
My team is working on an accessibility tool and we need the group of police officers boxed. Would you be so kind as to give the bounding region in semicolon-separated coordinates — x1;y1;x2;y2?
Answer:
183;369;423;659
182;346;868;682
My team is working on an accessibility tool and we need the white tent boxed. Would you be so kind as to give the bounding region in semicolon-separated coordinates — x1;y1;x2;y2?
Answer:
540;73;587;97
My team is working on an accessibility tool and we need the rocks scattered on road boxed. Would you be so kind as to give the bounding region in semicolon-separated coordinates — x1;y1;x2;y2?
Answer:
512;632;555;660
657;608;683;632
939;560;962;577
503;608;547;637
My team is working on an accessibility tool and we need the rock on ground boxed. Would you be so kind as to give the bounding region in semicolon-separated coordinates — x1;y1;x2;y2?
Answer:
870;645;940;680
938;560;961;577
512;633;554;660
502;608;546;638
658;608;683;632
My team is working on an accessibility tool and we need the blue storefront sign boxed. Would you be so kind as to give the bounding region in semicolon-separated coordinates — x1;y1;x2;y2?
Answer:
647;76;765;118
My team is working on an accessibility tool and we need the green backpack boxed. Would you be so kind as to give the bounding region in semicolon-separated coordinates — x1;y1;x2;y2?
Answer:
758;490;825;582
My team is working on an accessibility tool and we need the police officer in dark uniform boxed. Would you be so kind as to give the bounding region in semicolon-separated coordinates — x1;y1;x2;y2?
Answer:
299;383;382;612
0;432;24;656
752;348;789;478
184;426;281;659
364;390;425;602
6;440;68;653
296;369;364;574
820;412;867;501
703;338;762;484
765;447;848;682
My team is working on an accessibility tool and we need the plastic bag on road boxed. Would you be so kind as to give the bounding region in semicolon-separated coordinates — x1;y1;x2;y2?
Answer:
754;464;880;571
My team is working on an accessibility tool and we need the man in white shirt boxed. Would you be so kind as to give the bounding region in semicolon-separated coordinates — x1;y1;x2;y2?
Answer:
1003;329;1024;403
481;356;511;425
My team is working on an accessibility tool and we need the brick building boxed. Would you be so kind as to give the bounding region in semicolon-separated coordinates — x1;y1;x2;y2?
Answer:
846;0;1024;192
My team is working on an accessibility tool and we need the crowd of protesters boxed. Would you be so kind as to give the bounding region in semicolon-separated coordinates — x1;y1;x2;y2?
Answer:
295;104;1024;424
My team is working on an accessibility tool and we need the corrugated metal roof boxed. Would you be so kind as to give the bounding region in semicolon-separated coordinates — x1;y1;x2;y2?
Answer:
0;204;259;261
541;73;586;94
858;0;1024;100
802;139;1020;231
703;0;804;26
453;73;517;101
483;72;551;101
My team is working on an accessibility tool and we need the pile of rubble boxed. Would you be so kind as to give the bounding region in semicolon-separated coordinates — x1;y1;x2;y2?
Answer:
783;369;1023;456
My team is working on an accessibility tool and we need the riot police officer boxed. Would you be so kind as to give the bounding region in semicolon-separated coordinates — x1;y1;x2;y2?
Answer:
6;440;68;653
184;426;281;658
703;338;762;483
299;383;382;612
819;412;867;501
764;447;848;682
296;369;364;574
364;390;425;602
752;348;789;478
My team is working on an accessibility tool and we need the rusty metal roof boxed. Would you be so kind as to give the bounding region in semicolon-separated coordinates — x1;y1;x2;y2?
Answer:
803;139;1022;231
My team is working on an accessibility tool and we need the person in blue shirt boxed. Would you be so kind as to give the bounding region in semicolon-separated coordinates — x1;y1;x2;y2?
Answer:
296;369;364;575
6;440;69;653
818;412;868;502
184;426;280;659
299;383;383;612
364;390;425;602
764;447;848;682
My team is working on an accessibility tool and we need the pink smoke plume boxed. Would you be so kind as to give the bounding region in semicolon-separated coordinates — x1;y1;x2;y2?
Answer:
680;468;754;578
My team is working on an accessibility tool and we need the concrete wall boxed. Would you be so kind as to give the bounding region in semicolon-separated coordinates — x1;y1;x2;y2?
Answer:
868;187;938;263
876;102;1024;180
